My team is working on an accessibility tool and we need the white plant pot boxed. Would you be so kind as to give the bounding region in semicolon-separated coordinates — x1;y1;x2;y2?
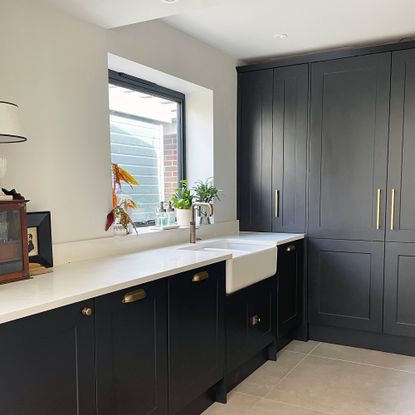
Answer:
176;208;192;227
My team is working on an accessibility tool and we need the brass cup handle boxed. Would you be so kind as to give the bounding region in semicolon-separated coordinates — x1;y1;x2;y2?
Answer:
251;315;261;326
81;307;93;317
192;271;209;282
122;289;147;304
286;245;296;253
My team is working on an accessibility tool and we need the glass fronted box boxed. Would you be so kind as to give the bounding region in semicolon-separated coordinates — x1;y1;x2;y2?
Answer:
0;201;29;284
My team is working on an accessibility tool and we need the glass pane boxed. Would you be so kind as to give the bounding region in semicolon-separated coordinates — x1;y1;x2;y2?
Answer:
109;83;180;224
0;209;23;276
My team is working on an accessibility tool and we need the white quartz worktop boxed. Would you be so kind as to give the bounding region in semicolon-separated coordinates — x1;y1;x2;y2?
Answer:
0;232;304;325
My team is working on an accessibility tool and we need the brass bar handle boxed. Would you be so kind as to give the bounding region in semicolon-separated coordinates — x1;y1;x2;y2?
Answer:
286;244;296;253
122;289;147;304
390;188;396;231
192;271;209;282
275;190;280;218
376;188;381;230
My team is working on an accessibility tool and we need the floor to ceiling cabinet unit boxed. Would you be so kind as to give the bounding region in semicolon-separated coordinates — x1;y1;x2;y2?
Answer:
238;41;415;354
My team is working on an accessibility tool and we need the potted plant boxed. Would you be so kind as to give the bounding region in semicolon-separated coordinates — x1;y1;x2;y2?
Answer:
193;178;221;224
171;180;193;227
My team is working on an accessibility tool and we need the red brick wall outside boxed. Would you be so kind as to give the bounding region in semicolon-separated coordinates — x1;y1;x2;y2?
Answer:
163;122;178;203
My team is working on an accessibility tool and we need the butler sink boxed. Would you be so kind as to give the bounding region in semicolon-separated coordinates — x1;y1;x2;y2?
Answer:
180;239;277;294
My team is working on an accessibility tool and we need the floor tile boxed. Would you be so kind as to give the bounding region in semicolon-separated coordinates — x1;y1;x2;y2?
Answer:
311;342;415;373
233;351;305;397
283;340;320;354
252;398;332;414
265;355;415;415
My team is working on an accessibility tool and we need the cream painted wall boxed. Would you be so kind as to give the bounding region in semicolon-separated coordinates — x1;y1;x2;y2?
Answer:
0;0;237;243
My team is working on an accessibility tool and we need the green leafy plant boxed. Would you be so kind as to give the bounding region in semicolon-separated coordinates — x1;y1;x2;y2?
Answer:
171;180;193;209
193;178;221;203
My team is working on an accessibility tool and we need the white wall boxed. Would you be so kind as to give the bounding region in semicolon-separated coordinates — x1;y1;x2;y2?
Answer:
0;0;237;243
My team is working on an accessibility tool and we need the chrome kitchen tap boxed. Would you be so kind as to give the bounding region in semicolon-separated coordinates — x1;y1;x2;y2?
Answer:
190;202;213;243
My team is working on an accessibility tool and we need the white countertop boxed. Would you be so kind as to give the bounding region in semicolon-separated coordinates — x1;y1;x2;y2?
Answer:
0;232;304;325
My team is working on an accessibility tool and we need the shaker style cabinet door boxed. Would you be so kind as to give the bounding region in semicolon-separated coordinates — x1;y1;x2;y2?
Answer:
272;64;308;233
95;279;168;415
168;263;225;414
308;53;390;241
384;243;415;338
0;301;96;415
387;50;415;242
308;238;384;333
238;69;273;231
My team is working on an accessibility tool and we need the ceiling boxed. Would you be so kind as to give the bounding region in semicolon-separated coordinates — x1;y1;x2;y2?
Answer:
40;0;415;63
164;0;415;62
39;0;228;29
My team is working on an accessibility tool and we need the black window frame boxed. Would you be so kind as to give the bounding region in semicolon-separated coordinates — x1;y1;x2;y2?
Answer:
108;70;186;227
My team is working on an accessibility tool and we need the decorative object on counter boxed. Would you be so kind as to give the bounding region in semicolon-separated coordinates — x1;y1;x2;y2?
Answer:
0;101;28;200
166;201;176;225
193;178;220;225
27;211;53;276
105;163;139;235
1;188;25;200
156;201;168;228
0;199;30;283
170;180;194;227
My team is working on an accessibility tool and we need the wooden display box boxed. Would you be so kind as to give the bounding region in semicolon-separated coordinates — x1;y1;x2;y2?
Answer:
0;200;30;284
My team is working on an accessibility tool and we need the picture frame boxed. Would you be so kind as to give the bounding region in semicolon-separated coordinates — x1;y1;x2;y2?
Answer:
27;211;53;269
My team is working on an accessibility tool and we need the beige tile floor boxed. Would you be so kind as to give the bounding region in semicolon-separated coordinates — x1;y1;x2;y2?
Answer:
203;340;415;415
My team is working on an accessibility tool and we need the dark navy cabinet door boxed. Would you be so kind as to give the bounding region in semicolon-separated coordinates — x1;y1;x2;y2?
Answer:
277;240;304;339
308;53;390;241
272;65;308;233
168;263;225;414
384;243;415;338
95;279;168;415
308;238;384;333
0;301;96;415
387;50;415;242
238;69;273;231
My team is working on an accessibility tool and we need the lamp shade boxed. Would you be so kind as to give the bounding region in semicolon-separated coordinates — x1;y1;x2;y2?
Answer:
0;101;27;143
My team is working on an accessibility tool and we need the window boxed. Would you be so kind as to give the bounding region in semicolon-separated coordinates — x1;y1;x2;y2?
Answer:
108;71;185;226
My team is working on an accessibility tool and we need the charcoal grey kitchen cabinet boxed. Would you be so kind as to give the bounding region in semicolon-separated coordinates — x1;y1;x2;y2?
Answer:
308;239;384;333
95;279;168;415
168;263;225;414
387;49;415;243
308;53;391;241
226;276;276;374
272;65;308;233
384;243;415;338
238;69;273;231
0;301;96;415
277;240;304;340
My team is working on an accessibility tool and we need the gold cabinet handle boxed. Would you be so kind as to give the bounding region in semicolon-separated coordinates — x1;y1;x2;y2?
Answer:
286;244;296;253
192;271;209;282
251;315;261;326
122;289;147;304
376;188;381;230
390;188;396;231
81;307;93;317
274;190;280;218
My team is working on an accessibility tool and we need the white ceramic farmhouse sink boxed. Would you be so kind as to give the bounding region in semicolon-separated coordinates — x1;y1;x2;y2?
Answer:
180;239;277;294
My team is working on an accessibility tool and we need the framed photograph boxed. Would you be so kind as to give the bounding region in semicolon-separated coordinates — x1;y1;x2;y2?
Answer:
27;211;53;268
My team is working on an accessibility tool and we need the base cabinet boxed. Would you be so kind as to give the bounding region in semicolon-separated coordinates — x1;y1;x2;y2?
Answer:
95;279;168;415
277;240;303;341
308;238;384;333
226;277;275;374
168;263;225;414
0;300;96;415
